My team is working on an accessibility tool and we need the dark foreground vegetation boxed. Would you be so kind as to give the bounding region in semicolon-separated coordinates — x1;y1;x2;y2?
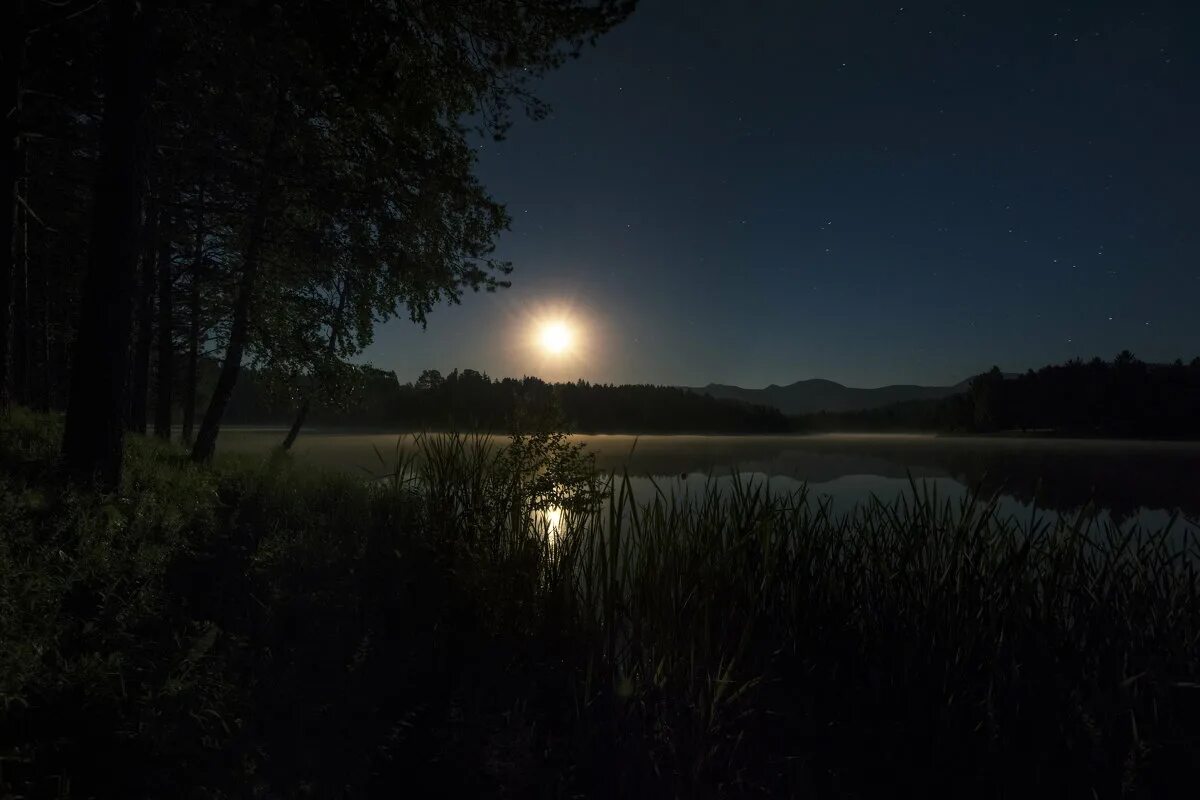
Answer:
3;408;1199;798
793;352;1200;438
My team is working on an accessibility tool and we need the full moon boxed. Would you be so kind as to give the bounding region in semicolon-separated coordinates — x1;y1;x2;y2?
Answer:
538;321;574;355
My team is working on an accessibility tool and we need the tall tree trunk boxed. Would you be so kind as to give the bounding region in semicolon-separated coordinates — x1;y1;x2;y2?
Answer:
11;165;28;405
128;206;157;433
154;213;173;438
181;183;204;444
281;275;351;451
191;94;288;463
182;255;200;443
0;0;24;411
55;302;70;409
189;207;265;463
35;218;50;411
62;0;156;489
281;398;310;451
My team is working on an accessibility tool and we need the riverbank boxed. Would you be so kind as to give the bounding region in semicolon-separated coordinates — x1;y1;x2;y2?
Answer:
2;408;1198;797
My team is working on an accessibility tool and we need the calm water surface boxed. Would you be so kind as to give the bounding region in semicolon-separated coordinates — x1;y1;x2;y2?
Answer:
218;430;1200;535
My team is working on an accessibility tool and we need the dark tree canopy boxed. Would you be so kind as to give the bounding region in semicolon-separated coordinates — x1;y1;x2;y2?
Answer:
0;0;635;485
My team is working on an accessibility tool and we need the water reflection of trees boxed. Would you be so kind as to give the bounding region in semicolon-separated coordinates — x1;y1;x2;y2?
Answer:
921;449;1197;524
584;437;1200;522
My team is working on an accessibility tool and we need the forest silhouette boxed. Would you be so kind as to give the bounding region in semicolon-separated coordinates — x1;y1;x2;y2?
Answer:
205;352;1200;441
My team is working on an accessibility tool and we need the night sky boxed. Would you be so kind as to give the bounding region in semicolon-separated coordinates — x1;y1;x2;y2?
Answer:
363;0;1199;389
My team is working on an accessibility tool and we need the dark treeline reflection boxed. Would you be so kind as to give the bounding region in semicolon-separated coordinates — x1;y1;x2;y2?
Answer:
795;352;1200;439
932;445;1200;524
221;365;791;433
573;436;1200;523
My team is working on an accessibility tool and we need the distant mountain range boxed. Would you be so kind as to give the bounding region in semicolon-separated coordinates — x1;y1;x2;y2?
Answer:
688;378;973;415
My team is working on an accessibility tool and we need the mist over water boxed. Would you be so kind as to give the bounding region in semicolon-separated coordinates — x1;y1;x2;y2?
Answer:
219;430;1200;536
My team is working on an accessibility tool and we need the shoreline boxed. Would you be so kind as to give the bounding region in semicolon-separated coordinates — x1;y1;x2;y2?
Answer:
214;426;1200;450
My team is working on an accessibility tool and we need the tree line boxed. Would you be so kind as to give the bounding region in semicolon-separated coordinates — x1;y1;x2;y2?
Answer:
213;365;790;434
794;352;1200;439
207;352;1199;438
0;0;635;488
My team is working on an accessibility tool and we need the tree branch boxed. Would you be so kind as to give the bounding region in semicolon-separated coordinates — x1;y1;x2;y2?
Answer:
27;0;103;38
15;192;58;232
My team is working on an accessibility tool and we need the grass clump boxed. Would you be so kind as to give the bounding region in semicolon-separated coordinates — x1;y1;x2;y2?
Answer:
1;409;1198;797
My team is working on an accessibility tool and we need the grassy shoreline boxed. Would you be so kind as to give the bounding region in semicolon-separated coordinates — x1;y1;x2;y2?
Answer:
2;408;1198;797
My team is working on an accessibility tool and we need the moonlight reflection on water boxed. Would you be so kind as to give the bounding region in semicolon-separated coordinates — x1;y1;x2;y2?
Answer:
536;504;566;543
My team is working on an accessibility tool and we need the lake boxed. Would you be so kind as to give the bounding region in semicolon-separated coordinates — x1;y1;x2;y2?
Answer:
218;429;1200;536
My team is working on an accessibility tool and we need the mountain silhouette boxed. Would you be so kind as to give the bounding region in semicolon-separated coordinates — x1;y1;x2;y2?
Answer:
688;378;972;415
